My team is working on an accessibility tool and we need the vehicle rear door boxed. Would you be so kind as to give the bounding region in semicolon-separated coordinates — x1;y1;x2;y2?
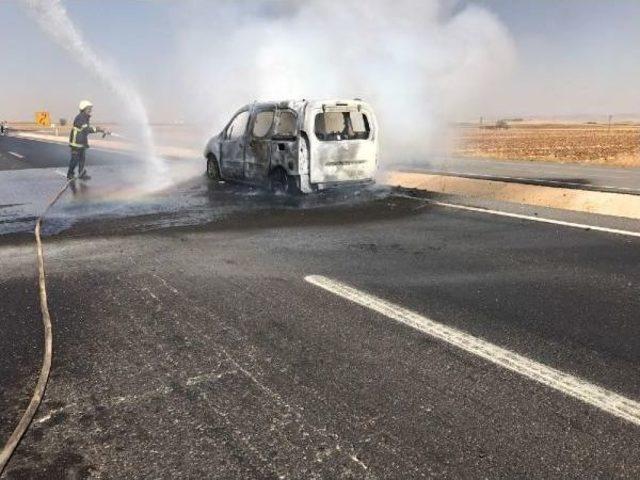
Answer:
309;107;377;184
219;110;250;179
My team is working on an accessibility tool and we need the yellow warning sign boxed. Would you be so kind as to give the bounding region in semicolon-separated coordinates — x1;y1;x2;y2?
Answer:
35;111;51;127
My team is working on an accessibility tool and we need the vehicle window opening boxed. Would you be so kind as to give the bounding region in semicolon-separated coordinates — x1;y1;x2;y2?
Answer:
227;111;249;140
273;110;297;138
252;110;274;138
314;111;370;141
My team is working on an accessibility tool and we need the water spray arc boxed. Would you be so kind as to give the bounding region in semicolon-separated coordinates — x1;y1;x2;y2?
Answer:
21;0;165;175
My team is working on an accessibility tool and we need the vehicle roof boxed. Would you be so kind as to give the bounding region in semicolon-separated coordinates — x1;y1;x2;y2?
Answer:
238;98;373;113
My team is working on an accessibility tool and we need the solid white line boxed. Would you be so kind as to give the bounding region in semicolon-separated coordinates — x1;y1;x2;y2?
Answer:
429;200;640;238
403;197;640;238
8;151;24;159
305;275;640;427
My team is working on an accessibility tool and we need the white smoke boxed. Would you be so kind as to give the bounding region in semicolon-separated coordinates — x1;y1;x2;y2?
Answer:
177;0;516;163
21;0;166;175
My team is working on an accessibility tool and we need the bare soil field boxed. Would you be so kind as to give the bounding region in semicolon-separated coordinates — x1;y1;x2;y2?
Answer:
454;123;640;168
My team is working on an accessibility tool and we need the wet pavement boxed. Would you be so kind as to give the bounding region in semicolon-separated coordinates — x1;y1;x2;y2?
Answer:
0;139;392;239
0;165;395;240
2;137;640;479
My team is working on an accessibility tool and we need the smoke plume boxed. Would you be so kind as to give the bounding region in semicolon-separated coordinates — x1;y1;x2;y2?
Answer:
177;0;515;163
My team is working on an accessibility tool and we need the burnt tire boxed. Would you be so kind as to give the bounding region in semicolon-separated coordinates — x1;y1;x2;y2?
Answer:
269;168;300;195
269;168;289;194
206;155;220;180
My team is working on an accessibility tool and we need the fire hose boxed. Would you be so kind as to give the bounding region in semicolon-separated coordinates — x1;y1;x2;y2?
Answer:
0;179;72;476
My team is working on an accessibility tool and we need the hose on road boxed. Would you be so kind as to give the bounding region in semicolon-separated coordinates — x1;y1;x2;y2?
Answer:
0;180;72;477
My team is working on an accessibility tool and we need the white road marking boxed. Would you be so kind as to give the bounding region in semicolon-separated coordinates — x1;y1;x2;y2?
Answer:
305;275;640;427
430;200;640;238
399;196;640;238
8;151;24;159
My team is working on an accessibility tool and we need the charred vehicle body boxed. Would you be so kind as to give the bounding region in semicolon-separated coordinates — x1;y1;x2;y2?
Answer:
204;99;378;193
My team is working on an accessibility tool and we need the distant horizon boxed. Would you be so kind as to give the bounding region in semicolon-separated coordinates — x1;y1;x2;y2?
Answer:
2;0;639;128
6;112;640;125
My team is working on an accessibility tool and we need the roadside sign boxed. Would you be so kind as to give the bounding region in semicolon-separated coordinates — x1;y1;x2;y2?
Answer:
35;111;51;127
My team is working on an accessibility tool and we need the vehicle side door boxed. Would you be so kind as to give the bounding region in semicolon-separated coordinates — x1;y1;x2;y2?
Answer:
219;110;250;179
244;108;275;183
269;109;300;176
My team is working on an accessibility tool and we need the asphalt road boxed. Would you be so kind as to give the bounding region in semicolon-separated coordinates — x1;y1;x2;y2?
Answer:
398;155;640;195
5;131;640;194
1;138;640;479
0;135;136;171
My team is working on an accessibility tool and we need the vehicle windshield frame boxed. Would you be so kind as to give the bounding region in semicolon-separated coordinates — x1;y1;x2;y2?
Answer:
224;109;250;140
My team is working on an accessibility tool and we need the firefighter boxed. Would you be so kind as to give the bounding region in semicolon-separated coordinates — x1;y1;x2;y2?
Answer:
67;100;109;180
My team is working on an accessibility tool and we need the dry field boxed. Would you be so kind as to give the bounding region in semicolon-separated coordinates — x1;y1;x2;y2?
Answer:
454;123;640;168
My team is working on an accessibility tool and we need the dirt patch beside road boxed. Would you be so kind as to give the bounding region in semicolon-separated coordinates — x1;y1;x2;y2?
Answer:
454;123;640;168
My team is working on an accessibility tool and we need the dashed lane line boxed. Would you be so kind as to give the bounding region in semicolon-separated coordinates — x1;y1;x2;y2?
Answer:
305;274;640;427
8;151;24;159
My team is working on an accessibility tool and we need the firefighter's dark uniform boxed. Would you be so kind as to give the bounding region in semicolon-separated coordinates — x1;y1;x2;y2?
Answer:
67;111;100;179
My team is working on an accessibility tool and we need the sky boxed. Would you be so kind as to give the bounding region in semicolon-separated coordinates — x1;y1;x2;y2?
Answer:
0;0;638;123
468;0;640;119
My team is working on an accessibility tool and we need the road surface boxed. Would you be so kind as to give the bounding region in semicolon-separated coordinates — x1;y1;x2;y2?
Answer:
1;137;639;478
0;135;136;171
6;132;640;194
398;155;640;195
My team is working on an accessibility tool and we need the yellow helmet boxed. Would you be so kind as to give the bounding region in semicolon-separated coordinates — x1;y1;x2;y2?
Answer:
78;100;93;111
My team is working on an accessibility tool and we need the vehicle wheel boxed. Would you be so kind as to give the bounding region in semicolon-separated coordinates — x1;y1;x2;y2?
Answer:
206;155;220;180
269;168;290;194
287;176;301;196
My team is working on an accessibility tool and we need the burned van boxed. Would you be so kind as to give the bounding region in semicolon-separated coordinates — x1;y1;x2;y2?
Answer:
204;99;378;193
